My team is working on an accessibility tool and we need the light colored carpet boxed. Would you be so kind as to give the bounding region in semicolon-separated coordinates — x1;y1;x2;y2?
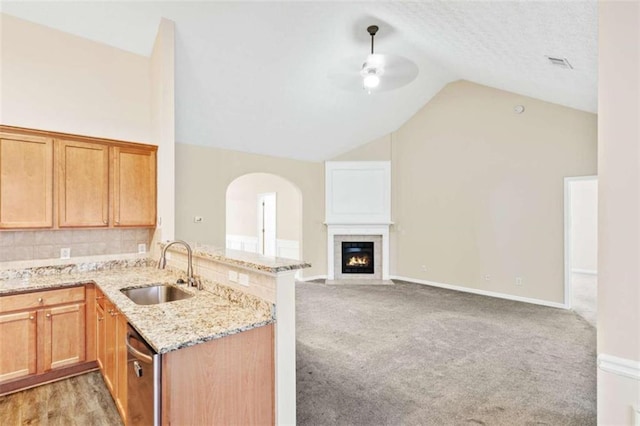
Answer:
296;280;596;426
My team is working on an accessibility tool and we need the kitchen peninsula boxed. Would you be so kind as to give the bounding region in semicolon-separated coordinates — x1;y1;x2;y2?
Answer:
0;246;310;425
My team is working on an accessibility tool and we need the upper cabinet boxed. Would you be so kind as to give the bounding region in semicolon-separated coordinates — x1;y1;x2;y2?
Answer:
0;126;157;229
0;133;54;229
58;139;109;228
112;147;157;227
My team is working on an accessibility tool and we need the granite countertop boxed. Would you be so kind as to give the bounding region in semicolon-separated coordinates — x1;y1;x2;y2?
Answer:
162;242;311;273
0;265;274;354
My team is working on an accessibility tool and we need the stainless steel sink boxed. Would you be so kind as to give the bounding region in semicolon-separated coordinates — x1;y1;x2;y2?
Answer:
121;284;194;305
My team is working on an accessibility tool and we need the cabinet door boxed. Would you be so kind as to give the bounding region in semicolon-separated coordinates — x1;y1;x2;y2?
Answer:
0;310;37;382
43;303;86;371
103;301;117;393
96;302;106;370
58;139;109;227
112;146;157;227
0;133;53;228
115;311;128;422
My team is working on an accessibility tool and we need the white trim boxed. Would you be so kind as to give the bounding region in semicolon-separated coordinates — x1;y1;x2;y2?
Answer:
391;275;567;309
572;268;598;275
597;354;640;381
274;270;297;426
564;175;598;310
298;275;327;282
327;224;390;280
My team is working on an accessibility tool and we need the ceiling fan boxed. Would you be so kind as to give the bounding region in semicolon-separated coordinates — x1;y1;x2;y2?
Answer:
329;24;419;93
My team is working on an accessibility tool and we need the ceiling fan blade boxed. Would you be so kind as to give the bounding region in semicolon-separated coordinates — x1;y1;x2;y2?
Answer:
328;54;419;93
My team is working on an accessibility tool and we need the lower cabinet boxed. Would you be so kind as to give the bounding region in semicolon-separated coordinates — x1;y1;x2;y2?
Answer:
95;289;127;423
0;310;37;382
0;286;90;392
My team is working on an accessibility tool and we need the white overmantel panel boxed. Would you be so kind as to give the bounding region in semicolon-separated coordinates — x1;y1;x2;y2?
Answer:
325;161;391;224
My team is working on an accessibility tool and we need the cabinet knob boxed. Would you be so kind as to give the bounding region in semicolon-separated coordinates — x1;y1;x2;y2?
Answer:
29;316;35;320
46;313;51;319
115;221;120;225
38;297;43;304
98;316;104;321
103;220;108;225
96;296;104;300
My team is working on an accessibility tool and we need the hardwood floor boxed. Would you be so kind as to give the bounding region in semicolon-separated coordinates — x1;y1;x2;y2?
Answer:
0;371;122;426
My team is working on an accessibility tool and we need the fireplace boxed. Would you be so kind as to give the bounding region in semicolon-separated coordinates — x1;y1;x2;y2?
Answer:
341;242;374;274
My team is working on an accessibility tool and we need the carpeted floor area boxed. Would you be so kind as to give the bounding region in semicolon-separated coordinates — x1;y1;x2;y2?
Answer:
296;280;596;426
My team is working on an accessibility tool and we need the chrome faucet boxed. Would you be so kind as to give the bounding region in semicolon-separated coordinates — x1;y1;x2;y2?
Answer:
157;240;202;290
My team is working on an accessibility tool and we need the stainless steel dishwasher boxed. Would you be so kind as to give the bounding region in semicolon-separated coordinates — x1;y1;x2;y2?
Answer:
125;324;162;426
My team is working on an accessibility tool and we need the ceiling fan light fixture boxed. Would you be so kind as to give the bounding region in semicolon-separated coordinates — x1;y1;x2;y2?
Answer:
363;74;380;89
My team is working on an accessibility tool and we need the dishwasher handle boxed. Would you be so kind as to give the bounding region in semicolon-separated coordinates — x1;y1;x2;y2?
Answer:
126;332;154;364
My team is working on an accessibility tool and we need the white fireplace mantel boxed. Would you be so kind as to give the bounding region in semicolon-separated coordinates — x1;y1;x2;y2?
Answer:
326;223;391;280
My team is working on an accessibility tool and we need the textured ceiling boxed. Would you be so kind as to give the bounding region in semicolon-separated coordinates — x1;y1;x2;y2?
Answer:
1;1;597;161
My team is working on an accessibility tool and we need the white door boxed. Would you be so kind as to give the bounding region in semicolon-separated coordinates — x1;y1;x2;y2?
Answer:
258;193;277;256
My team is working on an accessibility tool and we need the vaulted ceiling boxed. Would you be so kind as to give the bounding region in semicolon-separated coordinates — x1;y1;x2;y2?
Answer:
2;1;597;161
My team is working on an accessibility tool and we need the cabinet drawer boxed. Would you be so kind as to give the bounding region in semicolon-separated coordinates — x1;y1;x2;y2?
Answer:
0;286;85;313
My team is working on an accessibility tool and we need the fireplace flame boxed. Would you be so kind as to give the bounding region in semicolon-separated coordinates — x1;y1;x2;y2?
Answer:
347;255;370;266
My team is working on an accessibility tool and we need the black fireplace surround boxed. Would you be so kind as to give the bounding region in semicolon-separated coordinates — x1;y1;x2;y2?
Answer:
341;241;374;274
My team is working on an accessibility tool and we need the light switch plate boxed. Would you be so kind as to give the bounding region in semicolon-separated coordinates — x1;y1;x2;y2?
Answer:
238;273;249;287
228;270;238;282
138;243;146;253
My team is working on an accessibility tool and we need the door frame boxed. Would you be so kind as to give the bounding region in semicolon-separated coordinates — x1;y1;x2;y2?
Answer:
564;175;598;309
257;192;277;256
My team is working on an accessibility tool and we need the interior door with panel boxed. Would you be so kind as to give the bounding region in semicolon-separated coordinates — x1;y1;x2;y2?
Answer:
112;146;157;227
0;133;53;228
58;139;109;227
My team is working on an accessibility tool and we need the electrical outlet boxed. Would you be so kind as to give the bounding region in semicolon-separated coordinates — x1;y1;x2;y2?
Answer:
138;243;146;254
60;248;71;259
420;265;427;272
515;277;523;286
228;270;238;282
238;273;249;286
483;274;491;281
194;216;203;223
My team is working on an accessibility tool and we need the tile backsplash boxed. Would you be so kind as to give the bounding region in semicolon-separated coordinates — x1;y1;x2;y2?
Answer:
0;229;153;262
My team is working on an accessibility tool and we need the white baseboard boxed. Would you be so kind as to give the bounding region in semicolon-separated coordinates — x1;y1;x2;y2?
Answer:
572;268;598;275
598;353;640;381
390;275;567;309
298;275;327;282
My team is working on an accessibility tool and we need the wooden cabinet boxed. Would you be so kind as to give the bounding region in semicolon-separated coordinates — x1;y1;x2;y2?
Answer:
0;286;90;393
0;125;157;230
43;303;86;371
98;295;127;422
96;296;106;370
57;139;109;227
112;146;157;227
0;132;53;228
0;310;37;382
162;324;275;425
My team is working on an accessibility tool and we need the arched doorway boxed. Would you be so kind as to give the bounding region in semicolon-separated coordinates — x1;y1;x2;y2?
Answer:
226;173;302;260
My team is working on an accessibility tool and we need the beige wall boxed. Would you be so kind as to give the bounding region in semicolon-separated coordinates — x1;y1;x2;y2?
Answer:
570;179;598;273
226;173;302;242
0;13;151;143
332;134;392;161
597;1;640;424
175;143;325;278
335;80;597;304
